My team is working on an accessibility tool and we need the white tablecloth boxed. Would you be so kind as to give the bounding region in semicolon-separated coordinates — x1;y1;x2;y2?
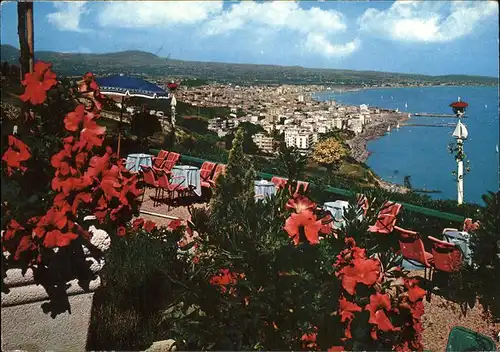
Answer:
171;165;202;196
443;230;472;265
324;200;350;229
126;153;153;172
255;180;276;199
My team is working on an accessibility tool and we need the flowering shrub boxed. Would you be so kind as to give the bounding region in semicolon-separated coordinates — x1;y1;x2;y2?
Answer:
1;62;142;301
156;131;426;351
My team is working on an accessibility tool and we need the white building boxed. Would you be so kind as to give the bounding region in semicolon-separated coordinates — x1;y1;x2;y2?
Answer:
253;133;275;154
348;118;363;135
285;128;314;151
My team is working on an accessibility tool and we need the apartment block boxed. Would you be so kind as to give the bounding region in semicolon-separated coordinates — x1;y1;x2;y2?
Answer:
253;133;275;154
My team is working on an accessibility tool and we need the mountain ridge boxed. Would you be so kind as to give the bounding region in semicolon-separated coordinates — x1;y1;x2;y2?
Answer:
1;44;497;85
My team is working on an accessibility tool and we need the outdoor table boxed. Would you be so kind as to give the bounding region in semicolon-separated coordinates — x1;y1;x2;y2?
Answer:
443;230;472;265
125;153;153;173
255;180;276;200
324;200;350;229
171;165;202;197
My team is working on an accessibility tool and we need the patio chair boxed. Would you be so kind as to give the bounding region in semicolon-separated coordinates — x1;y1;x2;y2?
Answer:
159;152;180;175
156;170;187;208
428;236;463;273
446;326;496;352
368;202;402;234
395;226;434;280
204;164;226;189
200;161;217;184
140;165;160;206
152;151;169;172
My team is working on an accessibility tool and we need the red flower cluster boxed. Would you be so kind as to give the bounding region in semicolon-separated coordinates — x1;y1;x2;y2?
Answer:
2;135;31;175
209;268;244;294
336;238;381;295
334;238;425;350
2;67;143;264
132;218;156;232
284;195;332;245
19;61;57;105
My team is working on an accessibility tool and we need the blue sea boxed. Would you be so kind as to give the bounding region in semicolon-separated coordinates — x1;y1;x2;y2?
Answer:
314;86;499;205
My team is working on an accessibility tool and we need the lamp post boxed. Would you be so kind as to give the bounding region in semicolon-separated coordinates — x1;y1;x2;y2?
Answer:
449;97;469;205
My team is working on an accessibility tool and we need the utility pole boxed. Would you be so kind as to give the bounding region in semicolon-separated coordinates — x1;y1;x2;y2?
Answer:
26;1;34;73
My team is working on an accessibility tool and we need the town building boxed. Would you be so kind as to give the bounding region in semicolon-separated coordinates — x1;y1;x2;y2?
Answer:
253;133;275;154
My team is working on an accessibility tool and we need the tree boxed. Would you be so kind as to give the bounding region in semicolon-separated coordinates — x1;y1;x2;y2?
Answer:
209;127;255;233
403;175;413;189
311;138;348;171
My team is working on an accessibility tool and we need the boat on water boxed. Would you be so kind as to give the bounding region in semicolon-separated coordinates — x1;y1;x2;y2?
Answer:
391;96;394;100
396;122;400;129
497;144;499;153
405;102;408;109
387;126;391;133
395;108;399;113
485;104;488;108
408;113;411;118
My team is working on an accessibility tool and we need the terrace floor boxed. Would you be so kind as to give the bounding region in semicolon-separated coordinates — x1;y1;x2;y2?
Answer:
137;188;500;351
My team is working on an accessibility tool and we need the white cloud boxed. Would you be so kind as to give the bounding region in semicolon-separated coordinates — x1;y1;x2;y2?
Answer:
203;1;346;36
358;0;498;43
92;1;357;59
304;34;360;58
47;2;88;32
202;1;356;58
97;1;224;28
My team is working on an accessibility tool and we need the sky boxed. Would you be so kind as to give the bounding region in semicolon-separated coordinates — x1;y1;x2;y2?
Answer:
0;1;498;77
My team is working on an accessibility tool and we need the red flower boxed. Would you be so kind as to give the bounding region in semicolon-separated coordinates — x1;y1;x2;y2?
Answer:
80;113;106;149
4;219;25;241
2;135;31;175
339;296;362;322
366;293;399;333
328;347;345;352
210;269;240;294
71;192;92;215
286;195;317;213
87;152;111;179
405;279;426;303
301;332;318;350
132;218;145;230
43;230;79;248
14;235;36;260
116;226;127;237
144;220;156;232
19;61;57;105
37;207;68;230
64;104;85;132
168;219;182;230
284;210;322;245
339;257;380;295
100;166;121;200
51;144;74;176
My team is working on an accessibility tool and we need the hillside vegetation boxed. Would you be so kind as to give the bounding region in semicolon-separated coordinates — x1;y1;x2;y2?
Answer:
1;44;497;86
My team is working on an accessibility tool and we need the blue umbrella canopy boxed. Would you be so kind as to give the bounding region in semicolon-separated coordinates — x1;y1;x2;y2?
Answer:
96;74;169;99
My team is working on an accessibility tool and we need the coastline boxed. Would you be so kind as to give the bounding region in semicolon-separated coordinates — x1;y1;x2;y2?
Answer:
346;111;408;163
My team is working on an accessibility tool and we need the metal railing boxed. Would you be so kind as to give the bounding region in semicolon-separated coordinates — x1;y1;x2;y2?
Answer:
150;149;467;223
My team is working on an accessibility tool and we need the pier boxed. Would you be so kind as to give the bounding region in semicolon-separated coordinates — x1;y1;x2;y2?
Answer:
413;112;460;118
403;123;456;128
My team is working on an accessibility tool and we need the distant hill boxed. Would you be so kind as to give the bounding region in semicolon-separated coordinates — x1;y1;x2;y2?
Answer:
1;44;497;86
